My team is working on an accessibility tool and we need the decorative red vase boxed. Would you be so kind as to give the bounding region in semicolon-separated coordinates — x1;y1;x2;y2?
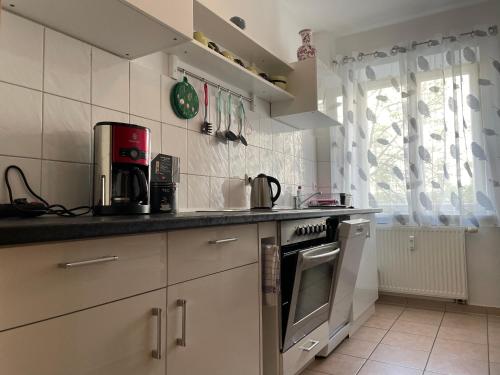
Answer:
297;29;316;61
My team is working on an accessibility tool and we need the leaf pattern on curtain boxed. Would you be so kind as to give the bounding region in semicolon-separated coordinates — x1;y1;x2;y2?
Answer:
332;33;500;227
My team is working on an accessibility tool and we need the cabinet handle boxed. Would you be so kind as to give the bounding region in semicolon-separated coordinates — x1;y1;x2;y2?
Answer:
58;256;118;268
208;237;238;244
152;308;162;359
176;299;187;347
299;339;320;352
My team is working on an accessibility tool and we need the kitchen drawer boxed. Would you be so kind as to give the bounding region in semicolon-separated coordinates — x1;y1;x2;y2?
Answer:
168;224;258;284
0;289;166;375
0;233;167;331
282;322;328;375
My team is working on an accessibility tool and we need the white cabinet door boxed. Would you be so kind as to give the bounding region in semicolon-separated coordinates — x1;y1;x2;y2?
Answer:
167;263;260;375
0;289;166;375
351;213;378;321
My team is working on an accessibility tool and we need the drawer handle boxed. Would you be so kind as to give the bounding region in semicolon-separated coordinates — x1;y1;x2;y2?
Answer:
299;339;320;352
208;237;239;245
58;256;119;268
152;308;162;360
176;299;187;347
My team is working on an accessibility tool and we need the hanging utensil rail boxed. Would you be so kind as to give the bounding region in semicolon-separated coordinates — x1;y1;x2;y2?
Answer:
177;67;253;104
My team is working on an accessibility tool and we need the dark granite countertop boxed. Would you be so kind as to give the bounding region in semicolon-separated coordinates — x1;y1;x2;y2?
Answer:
0;208;381;246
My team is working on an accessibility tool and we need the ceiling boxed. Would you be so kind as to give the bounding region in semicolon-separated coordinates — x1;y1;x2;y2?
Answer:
281;0;487;36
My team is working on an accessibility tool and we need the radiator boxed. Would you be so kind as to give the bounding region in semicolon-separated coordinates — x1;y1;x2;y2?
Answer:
377;226;468;300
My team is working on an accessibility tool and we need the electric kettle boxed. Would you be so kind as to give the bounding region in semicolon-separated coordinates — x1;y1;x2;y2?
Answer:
249;174;281;209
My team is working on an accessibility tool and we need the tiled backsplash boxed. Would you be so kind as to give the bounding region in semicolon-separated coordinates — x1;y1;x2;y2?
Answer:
0;11;318;210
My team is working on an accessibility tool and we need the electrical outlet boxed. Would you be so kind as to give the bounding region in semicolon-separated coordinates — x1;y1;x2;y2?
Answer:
409;235;415;251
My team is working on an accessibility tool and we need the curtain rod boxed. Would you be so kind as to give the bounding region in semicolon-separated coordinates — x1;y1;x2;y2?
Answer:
176;67;253;103
333;24;498;65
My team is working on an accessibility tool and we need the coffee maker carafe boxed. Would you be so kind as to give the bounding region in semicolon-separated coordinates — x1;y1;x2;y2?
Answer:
93;122;151;215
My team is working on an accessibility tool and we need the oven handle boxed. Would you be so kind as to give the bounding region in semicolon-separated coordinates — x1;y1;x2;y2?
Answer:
303;248;340;261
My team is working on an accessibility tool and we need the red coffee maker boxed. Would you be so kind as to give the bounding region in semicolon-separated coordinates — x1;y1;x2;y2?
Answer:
93;122;151;215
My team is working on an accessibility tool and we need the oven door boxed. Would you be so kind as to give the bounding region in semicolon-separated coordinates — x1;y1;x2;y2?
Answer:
283;242;340;351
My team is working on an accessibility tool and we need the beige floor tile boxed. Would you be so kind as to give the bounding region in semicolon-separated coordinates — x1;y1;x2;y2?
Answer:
398;308;444;326
352;327;388;343
300;371;323;375
436;325;487;345
391;320;439;337
441;312;486;329
491;362;500;375
426;352;489;375
377;294;408;306
335;338;378;359
490;315;500;325
488;307;500;316
369;344;429;370
445;303;487;315
308;353;365;375
406;297;446;311
364;315;396;330
432;338;488;362
490;324;500;346
374;304;405;319
381;331;434;351
490;344;500;363
358;360;422;375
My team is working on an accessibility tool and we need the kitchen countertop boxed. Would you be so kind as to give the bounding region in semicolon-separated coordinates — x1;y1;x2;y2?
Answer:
0;208;381;246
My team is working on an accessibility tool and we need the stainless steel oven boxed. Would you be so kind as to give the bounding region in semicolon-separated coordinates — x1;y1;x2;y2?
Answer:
279;216;349;352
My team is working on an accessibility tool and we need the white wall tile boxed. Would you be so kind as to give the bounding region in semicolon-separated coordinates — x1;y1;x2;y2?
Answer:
0;156;41;204
43;94;91;163
133;52;169;76
315;128;331;162
91;106;129;125
177;173;188;210
245;108;260;147
209;177;230;209
260;149;273;177
302;131;317;161
228;178;250;208
0;12;43;90
130;115;162;156
229;142;246;179
186;78;205;132
317;161;332;188
44;29;91;102
130;62;160;121
162;123;187;173
187;130;210;175
245;145;260;178
187;174;209;209
209;136;229;178
91;48;129;113
272;120;284;153
0;83;42;158
160;75;187;129
41;160;91;208
284;157;296;185
260;117;273;150
272;151;285;183
283;128;296;156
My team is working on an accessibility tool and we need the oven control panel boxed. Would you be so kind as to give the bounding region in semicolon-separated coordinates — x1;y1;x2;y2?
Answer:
280;217;329;245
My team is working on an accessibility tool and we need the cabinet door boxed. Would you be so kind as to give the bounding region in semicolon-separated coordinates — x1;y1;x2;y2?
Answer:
352;214;378;321
167;263;260;375
0;289;166;375
123;0;193;37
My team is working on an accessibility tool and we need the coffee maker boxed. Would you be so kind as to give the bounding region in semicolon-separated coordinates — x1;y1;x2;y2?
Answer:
93;122;151;215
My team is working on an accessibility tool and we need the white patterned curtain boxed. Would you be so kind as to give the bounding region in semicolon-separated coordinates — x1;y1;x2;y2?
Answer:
332;26;500;227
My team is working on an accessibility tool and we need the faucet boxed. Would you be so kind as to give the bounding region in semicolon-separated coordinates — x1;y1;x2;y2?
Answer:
294;191;322;209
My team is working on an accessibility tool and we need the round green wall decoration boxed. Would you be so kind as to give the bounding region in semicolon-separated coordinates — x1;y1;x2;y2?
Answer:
170;76;199;119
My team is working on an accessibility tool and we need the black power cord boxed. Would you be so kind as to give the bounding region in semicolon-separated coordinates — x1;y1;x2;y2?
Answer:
4;165;92;217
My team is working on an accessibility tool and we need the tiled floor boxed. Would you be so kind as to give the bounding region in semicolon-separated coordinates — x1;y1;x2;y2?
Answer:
303;300;500;375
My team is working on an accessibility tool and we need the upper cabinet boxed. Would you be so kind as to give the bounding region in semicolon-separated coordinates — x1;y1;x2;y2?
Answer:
3;0;193;59
271;58;343;129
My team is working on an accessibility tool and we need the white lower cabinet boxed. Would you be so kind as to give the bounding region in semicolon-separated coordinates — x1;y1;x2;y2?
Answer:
351;213;378;321
167;263;260;375
0;289;166;375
